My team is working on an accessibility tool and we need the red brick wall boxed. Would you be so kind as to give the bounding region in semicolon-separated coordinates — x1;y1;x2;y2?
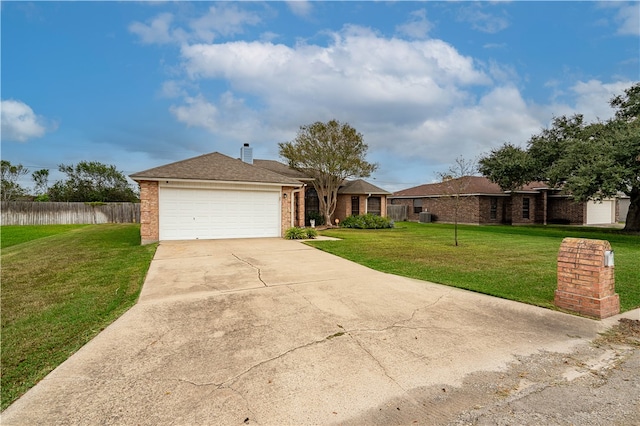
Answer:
555;238;619;319
478;196;508;224
333;195;387;223
547;197;585;224
510;193;537;225
334;194;352;223
389;196;481;224
138;180;159;244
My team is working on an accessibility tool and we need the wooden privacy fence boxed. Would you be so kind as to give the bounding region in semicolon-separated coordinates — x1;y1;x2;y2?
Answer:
1;202;140;225
387;205;408;222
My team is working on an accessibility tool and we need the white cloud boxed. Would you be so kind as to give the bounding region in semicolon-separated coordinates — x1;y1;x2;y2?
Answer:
286;1;313;18
396;9;433;39
129;5;262;45
189;4;261;43
614;3;640;36
457;5;510;34
1;99;53;142
129;13;178;45
159;80;188;98
570;79;633;121
164;21;631;178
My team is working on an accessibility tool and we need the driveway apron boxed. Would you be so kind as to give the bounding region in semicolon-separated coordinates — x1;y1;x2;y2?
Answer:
2;238;615;425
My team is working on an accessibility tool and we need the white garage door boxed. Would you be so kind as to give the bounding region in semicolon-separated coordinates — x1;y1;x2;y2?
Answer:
586;200;615;225
159;185;281;240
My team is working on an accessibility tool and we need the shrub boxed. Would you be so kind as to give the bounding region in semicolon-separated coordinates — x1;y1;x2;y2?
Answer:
306;211;325;226
284;227;318;240
340;214;394;229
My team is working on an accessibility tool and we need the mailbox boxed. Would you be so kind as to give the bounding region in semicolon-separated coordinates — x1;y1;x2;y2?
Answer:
555;238;619;319
604;250;614;267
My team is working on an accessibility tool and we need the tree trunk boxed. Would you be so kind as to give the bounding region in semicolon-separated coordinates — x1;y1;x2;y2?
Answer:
623;187;640;232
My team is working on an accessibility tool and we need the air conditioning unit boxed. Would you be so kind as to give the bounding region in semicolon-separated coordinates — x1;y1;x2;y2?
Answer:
419;212;432;223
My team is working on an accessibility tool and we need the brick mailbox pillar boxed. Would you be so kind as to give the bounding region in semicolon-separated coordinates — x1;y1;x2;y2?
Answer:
555;237;619;319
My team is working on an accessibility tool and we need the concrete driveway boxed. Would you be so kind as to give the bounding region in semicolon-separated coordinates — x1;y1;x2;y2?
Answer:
1;238;623;425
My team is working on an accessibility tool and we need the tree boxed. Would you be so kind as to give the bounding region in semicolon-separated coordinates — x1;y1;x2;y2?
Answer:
437;156;478;246
479;83;640;232
49;161;139;202
279;120;377;225
1;160;29;201
32;169;50;201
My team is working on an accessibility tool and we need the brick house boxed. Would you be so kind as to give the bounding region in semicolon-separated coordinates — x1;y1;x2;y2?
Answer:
254;160;390;226
388;176;620;226
130;145;390;243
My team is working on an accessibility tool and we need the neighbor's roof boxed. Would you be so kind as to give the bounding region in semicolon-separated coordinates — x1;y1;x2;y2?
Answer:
130;152;302;186
338;179;391;195
390;176;549;198
253;159;313;180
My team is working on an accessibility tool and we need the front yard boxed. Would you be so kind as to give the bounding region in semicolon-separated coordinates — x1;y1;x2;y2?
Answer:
1;222;637;412
310;222;640;312
0;224;157;410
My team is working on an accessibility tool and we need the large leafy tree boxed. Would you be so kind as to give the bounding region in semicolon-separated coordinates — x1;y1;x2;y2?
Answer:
479;83;640;232
279;119;377;225
49;161;139;202
1;160;29;201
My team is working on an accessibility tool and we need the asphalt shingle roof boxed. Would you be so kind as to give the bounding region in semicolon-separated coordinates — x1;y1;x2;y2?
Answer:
253;159;313;180
391;176;549;197
338;179;391;195
130;152;302;186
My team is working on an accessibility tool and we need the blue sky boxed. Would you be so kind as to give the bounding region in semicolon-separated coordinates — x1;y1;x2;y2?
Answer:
2;1;639;192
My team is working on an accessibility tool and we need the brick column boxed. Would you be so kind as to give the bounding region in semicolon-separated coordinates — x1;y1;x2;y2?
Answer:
138;180;159;245
555;237;619;319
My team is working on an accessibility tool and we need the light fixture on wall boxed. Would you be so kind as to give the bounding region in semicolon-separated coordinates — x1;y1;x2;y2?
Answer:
283;193;287;199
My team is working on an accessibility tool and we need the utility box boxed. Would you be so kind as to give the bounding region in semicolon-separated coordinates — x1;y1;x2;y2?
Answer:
555;238;619;319
419;212;432;223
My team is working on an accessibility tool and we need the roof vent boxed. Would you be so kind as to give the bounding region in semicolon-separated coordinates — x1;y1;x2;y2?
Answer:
240;143;253;164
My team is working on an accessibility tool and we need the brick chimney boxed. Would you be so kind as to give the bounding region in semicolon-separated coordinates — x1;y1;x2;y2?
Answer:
240;143;253;164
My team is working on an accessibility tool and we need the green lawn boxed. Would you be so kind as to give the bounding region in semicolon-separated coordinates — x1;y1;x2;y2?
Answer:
311;222;640;312
1;224;157;410
1;224;88;249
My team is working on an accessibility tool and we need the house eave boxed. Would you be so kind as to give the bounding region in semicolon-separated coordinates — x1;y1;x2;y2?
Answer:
389;193;510;199
131;177;303;188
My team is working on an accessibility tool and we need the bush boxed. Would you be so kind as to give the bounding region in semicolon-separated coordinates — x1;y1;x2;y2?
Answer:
306;211;325;226
284;227;318;240
340;214;394;229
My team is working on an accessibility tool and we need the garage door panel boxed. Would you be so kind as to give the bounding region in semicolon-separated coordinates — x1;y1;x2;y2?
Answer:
159;187;281;240
586;200;615;225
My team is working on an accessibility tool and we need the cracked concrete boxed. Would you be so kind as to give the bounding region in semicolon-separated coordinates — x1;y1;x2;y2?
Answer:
3;237;636;425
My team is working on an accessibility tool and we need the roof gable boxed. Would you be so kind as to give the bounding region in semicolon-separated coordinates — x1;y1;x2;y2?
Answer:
130;152;302;185
338;179;391;195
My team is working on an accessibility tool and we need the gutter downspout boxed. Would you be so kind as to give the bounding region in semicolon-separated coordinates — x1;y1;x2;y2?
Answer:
365;193;371;214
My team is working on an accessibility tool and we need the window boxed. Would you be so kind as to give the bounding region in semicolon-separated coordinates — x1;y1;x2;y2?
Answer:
413;199;422;214
368;197;381;216
490;197;498;220
351;196;360;215
522;197;530;219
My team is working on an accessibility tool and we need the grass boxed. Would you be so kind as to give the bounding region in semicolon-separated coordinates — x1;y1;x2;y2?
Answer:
1;224;157;410
1;224;88;249
310;222;640;312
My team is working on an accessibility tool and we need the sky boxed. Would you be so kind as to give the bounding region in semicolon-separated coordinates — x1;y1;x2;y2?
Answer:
2;1;639;193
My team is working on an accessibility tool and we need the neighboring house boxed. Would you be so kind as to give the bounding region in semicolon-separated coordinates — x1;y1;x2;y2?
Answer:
388;176;620;226
130;145;390;243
